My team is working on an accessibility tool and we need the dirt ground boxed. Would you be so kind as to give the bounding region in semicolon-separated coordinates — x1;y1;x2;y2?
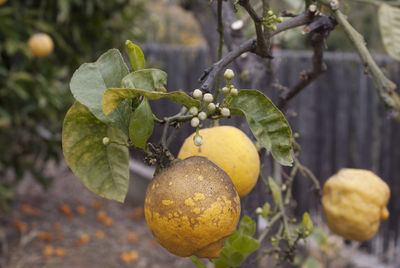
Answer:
0;162;211;268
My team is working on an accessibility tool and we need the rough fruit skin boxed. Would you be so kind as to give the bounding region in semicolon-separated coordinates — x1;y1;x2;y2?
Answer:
178;126;260;197
144;156;241;258
322;168;390;242
28;33;54;58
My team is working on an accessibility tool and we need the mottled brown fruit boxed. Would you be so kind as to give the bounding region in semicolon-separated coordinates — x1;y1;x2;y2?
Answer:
144;156;241;258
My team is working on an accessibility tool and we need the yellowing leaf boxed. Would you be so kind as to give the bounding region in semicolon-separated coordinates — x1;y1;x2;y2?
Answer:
62;102;129;202
125;40;146;71
268;176;281;205
378;4;400;61
103;88;200;115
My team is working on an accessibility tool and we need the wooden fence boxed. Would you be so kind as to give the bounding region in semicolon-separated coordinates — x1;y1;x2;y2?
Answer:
138;44;400;252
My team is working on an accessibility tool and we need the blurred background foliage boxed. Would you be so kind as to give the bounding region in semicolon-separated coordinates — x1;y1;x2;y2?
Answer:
232;0;392;54
0;0;149;207
0;0;396;208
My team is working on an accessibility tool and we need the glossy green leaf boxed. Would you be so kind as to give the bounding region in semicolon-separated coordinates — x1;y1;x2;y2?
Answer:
378;4;400;61
231;236;260;254
213;216;259;268
301;212;314;237
62;102;129;202
129;98;154;149
69;49;131;133
238;215;256;236
268;176;281;205
122;69;167;92
229;90;293;166
103;87;200;115
190;256;207;268
125;40;146;71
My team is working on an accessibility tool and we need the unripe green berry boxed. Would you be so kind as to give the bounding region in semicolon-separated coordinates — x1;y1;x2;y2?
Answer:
221;107;230;117
198;111;207;121
193;135;204;146
189;106;198;116
207;102;216;112
224;69;234;80
222;86;229;94
230;88;238;96
193;89;202;99
102;137;110;145
190;117;200;127
203;93;213;103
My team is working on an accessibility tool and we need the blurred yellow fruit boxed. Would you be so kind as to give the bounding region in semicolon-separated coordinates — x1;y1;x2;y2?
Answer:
55;247;65;259
178;126;260;197
127;232;138;242
42;245;54;258
80;234;90;244
0;0;7;5
76;205;86;215
322;168;390;242
95;230;105;239
144;156;241;258
13;220;28;233
28;33;54;58
120;250;139;263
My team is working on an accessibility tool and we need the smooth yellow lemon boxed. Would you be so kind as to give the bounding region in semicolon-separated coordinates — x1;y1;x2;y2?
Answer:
28;33;54;58
178;126;260;197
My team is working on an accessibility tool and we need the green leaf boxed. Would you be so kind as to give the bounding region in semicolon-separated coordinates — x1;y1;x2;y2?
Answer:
238;215;256;236
69;49;131;133
268;176;281;205
378;3;400;61
301;212;314;237
190;256;207;268
103;88;200;115
62;102;129;202
302;257;321;268
129;98;154;149
229;90;293;166
122;69;167;92
125;40;146;71
213;216;259;268
231;236;260;254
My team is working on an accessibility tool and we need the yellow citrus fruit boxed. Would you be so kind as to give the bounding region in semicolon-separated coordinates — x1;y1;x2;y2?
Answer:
0;0;7;5
144;156;241;258
28;33;54;58
178;126;260;197
322;168;390;242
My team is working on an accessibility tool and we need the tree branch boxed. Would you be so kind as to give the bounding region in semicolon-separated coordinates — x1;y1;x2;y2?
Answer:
214;0;224;100
278;15;337;110
238;0;271;58
199;11;316;92
319;0;400;115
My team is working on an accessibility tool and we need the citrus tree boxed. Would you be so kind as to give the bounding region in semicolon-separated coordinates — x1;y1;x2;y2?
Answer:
0;0;147;208
61;0;399;267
